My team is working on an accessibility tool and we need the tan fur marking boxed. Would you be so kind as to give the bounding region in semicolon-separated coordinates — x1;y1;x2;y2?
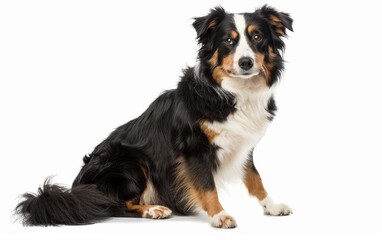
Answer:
257;47;278;84
194;190;224;217
222;53;234;70
247;25;257;34
243;167;267;201
256;52;269;82
269;14;281;23
200;121;219;142
230;30;238;39
256;52;265;68
212;68;228;84
275;28;286;36
268;15;286;36
268;46;277;60
209;50;218;67
173;156;199;212
126;201;152;213
126;201;171;219
208;19;217;29
174;156;225;217
211;53;235;84
266;47;276;82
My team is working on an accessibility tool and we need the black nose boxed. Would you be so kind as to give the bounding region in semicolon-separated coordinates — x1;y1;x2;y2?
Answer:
238;57;254;71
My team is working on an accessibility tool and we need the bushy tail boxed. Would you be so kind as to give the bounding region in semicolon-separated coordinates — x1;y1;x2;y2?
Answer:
15;178;117;226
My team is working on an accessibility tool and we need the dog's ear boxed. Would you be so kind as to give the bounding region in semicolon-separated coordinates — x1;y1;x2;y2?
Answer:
192;7;226;44
259;5;293;37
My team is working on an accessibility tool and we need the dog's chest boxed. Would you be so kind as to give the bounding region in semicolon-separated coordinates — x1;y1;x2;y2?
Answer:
207;88;273;181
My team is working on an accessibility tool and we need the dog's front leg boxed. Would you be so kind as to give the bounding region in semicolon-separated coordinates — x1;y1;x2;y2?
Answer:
182;153;237;228
243;158;293;216
194;187;237;228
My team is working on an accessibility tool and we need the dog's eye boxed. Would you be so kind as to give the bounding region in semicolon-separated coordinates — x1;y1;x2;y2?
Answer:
253;34;263;42
225;38;235;45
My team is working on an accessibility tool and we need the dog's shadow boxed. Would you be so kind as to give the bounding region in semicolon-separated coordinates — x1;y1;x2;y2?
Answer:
107;213;208;224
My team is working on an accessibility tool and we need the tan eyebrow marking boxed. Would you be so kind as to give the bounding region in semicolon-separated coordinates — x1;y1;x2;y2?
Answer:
230;30;238;39
248;25;256;34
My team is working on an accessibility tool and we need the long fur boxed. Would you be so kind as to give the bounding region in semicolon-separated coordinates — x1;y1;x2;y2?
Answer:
15;178;117;226
15;5;293;226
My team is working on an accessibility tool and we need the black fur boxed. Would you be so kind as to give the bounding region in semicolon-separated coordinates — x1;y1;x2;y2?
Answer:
193;7;230;61
15;178;117;226
15;5;292;226
266;96;278;121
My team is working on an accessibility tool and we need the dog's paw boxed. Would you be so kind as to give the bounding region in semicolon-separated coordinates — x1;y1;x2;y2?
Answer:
210;211;237;228
142;205;172;219
261;196;292;216
264;203;292;216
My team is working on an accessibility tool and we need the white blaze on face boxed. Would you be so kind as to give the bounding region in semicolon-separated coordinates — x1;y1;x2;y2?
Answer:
232;14;259;76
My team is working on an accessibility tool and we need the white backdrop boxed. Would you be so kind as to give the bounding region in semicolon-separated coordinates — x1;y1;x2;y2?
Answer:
1;0;381;239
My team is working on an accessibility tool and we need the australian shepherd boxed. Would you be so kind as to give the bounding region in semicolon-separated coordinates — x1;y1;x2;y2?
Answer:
16;5;293;228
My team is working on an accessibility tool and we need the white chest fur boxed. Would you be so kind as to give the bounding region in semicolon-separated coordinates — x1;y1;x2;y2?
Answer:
208;76;275;182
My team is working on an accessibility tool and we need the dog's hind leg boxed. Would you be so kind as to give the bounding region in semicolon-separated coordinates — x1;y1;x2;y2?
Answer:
93;159;172;219
125;201;172;219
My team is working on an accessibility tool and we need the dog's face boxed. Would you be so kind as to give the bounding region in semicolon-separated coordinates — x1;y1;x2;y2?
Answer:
193;6;293;85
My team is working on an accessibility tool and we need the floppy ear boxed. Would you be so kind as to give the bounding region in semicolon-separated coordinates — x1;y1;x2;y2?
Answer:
192;7;226;45
259;5;293;37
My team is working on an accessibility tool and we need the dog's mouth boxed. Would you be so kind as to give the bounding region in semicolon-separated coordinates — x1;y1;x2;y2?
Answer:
226;69;260;79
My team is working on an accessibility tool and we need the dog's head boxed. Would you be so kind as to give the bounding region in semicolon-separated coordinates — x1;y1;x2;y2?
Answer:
193;5;293;86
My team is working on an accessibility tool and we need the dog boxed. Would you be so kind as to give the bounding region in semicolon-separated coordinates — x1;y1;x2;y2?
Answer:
16;5;293;228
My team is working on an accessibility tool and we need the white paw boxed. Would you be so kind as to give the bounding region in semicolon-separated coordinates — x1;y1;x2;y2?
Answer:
142;205;172;219
264;203;292;216
260;196;292;216
210;211;237;228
